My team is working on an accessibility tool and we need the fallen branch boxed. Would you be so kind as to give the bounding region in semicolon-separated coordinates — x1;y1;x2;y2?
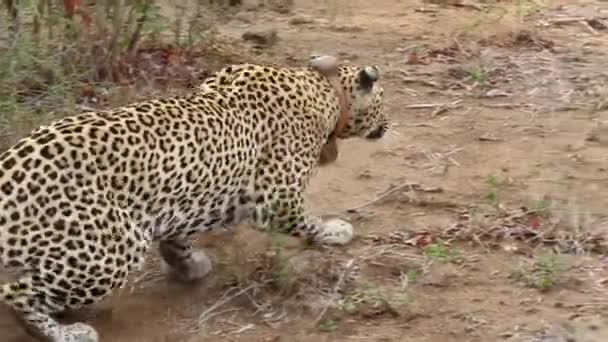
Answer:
403;100;463;112
421;146;464;173
451;37;472;58
396;44;420;53
432;100;463;116
541;16;608;34
451;2;484;11
545;17;604;25
226;323;256;335
414;7;439;13
481;103;534;109
344;183;419;213
580;19;599;35
478;132;503;142
341;182;445;214
404;103;448;109
405;122;440;128
401;77;442;89
321;183;444;220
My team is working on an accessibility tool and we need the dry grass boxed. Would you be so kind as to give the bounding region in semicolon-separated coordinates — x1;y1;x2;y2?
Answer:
448;0;547;42
0;0;248;141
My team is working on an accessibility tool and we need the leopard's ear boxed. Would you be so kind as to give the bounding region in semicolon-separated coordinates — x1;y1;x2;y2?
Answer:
358;65;381;92
319;136;339;166
308;55;339;75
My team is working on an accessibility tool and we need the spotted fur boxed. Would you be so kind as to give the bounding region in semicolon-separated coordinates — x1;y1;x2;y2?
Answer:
0;59;386;341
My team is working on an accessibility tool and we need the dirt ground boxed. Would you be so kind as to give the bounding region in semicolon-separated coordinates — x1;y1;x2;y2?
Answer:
2;0;608;341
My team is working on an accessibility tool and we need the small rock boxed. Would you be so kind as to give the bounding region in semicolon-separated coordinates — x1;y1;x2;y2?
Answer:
358;170;373;179
498;330;514;339
266;0;294;14
327;24;365;32
241;29;279;48
338;51;359;60
482;89;512;98
524;307;540;314
233;12;253;23
288;16;315;25
586;131;600;142
422;269;459;288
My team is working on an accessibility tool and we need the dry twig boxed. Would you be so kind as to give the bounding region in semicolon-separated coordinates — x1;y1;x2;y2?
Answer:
481;103;534;109
401;77;441;89
478;132;503;142
541;16;608;34
422;146;463;173
313;258;356;326
402;100;463;116
344;183;420;213
451;2;484;11
414;7;439;13
405;122;440;128
190;283;262;332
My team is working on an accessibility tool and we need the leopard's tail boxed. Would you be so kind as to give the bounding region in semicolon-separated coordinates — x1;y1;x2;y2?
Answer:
0;277;34;309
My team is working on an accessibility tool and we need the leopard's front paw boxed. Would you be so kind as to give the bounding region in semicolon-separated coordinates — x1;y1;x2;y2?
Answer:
314;217;354;246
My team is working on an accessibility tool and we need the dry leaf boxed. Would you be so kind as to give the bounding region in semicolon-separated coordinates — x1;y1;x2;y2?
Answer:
406;52;427;65
527;215;543;230
406;231;433;247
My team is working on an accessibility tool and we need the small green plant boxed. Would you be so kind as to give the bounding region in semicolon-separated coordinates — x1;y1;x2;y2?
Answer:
486;190;499;206
467;65;487;86
486;173;502;187
319;318;340;332
510;252;565;292
405;268;422;285
529;198;551;217
515;0;544;19
423;243;462;263
485;173;507;206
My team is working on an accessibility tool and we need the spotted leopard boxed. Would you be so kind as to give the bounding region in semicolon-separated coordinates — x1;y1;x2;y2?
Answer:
0;55;387;341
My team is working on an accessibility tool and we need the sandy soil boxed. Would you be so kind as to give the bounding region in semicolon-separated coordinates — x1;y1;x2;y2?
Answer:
2;0;608;341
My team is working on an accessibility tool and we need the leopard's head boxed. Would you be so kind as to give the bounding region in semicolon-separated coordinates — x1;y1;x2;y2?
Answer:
337;64;387;140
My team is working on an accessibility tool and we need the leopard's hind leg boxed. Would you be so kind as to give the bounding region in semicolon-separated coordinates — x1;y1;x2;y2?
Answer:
1;277;98;342
1;210;144;342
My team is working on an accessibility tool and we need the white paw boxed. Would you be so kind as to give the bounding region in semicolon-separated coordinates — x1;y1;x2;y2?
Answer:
57;322;99;342
186;250;213;280
161;250;213;283
315;218;354;246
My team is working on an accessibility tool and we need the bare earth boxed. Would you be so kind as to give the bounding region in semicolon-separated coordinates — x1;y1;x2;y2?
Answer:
2;0;608;341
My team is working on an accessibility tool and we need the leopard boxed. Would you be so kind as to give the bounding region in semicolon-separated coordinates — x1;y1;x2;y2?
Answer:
0;55;387;342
